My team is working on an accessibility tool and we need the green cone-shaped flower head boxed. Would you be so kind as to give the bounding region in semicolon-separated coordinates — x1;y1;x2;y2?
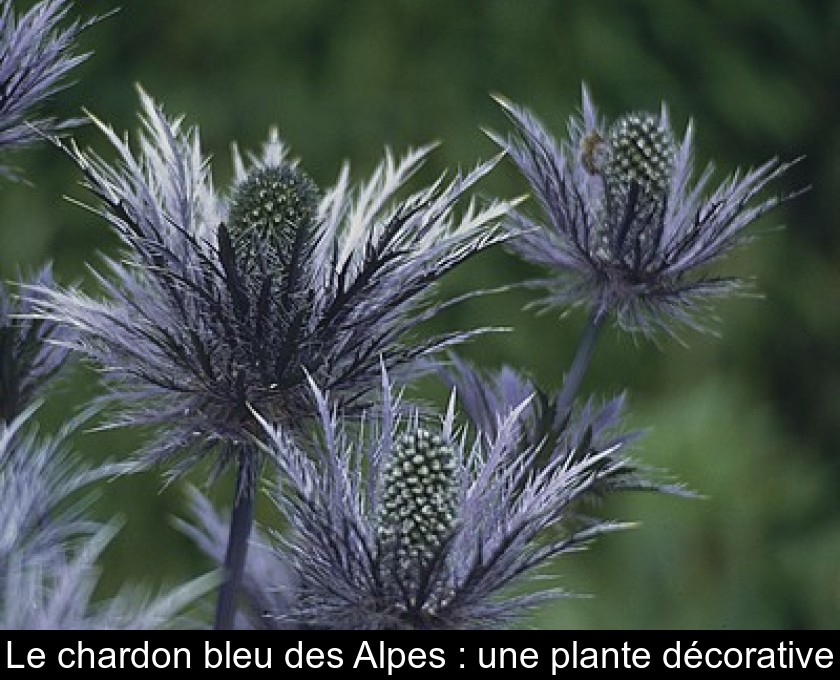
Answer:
227;163;320;269
378;428;457;575
584;111;676;264
605;112;675;199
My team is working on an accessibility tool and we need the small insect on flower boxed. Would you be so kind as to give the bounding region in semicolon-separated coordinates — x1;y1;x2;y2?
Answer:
579;130;607;176
489;86;798;337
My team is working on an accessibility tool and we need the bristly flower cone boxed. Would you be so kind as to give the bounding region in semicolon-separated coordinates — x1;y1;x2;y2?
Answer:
595;112;676;266
378;429;457;586
226;163;320;278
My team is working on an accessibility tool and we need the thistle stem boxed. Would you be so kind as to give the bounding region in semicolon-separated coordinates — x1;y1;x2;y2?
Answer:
214;453;254;630
555;307;606;417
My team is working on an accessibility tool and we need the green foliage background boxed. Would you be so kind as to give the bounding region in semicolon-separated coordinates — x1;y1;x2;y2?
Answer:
1;0;837;628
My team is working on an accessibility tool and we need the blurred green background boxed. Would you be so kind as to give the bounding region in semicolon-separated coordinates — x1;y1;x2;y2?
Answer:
1;0;837;628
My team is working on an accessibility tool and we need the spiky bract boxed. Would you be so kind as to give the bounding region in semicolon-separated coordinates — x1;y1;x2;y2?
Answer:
0;408;214;629
438;354;687;497
1;266;70;422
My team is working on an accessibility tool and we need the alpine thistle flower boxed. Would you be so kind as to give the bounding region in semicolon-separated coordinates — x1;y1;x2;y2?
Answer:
257;369;642;630
0;0;96;175
490;86;796;336
33;90;512;478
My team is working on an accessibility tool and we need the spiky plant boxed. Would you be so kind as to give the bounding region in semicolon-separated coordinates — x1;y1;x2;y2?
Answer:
0;408;215;630
489;87;796;413
1;266;70;422
254;369;652;629
30;90;515;627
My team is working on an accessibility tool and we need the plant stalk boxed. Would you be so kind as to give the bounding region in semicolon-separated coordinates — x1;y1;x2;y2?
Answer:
213;453;254;630
555;307;606;417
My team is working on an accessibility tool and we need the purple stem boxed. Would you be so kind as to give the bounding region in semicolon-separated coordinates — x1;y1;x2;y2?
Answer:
213;454;255;630
555;307;606;417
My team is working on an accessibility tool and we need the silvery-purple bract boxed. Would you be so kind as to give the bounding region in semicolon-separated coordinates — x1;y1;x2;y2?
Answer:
0;408;214;629
437;354;682;496
1;266;71;422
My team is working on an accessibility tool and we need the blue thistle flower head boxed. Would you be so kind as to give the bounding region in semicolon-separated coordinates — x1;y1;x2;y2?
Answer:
255;368;649;630
490;85;797;337
31;91;514;484
0;0;97;177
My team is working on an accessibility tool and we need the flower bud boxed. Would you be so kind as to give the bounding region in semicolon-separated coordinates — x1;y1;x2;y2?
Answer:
227;163;320;268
